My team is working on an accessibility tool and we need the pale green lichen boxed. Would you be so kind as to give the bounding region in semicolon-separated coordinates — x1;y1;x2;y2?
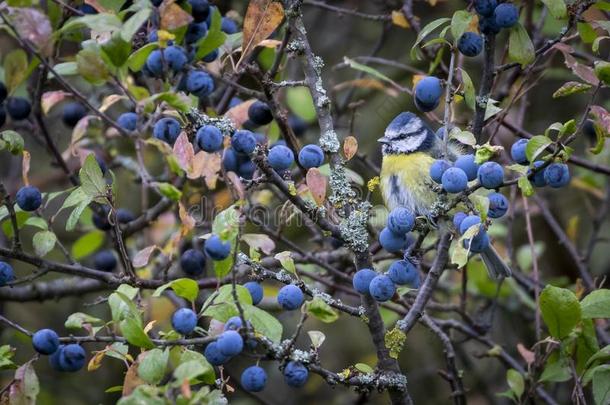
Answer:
328;165;356;205
339;202;371;253
186;108;235;136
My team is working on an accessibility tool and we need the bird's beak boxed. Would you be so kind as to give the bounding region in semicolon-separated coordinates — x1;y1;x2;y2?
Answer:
377;137;390;144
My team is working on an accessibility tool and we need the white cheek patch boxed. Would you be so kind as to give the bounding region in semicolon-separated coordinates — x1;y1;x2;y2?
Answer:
393;133;426;153
385;118;422;139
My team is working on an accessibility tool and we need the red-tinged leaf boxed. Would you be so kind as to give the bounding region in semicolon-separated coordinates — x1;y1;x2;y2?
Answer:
239;0;284;65
41;91;71;114
179;202;196;232
180;378;192;399
242;233;275;255
173;132;194;173
554;43;600;85
343;136;358;161
99;94;128;112
191;150;221;188
21;151;30;186
9;360;39;404
306;168;327;206
590;105;610;135
517;343;535;365
132;246;158;268
159;0;193;31
5;7;53;56
225;99;256;128
122;359;145;396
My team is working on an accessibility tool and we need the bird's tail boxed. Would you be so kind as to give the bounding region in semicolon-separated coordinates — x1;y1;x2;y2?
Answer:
480;245;512;279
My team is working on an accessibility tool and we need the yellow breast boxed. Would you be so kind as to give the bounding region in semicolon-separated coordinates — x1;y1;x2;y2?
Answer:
380;153;437;214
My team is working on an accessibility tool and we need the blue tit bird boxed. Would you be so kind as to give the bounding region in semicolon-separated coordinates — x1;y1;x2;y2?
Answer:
378;112;511;279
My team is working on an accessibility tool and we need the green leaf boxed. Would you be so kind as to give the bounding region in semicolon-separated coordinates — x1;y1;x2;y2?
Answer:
147;92;193;113
518;176;534;197
76;46;110;85
66;200;91;231
127;43;157;72
343;57;397;86
138;348;169;385
0;345;16;370
593;36;610;54
0;130;25;155
173;360;213;385
152;278;199;303
33;230;56;256
120;316;154;349
10;361;39;405
385;327;406;359
508;23;535;67
194;8;226;60
585;346;610;371
80;154;107;199
101;32;132;67
581;289;610;319
469;194;490;220
594;61;610;86
51;62;78;77
108;286;140;323
121;8;151;42
539;355;571;382
540;285;581;339
305;297;339;323
525;135;552;162
354;363;374;374
23;217;48;230
243;304;283;343
59;13;122;36
410;17;451;60
450;10;472;42
460;68;476;110
117;385;165;405
553;81;592;98
506;369;524;399
541;0;567;19
576;319;600;374
274;251;296;274
474;142;503;164
65;312;104;330
156;182;182;201
201;285;252;321
593;365;610;405
175;350;215;384
71;230;105;260
450;128;476;146
3;49;29;94
285;86;316;122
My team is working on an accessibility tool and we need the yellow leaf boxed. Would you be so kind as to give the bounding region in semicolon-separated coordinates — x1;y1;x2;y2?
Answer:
160;0;193;31
239;0;284;65
391;10;410;29
343;136;358;161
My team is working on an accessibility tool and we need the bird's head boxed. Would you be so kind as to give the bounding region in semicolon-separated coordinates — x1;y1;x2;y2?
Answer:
378;112;437;155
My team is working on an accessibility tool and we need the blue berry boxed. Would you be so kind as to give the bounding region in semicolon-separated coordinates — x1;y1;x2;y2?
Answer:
49;345;64;371
231;130;257;155
196;125;224;152
217;330;244;356
529;161;547;187
414;77;442;112
145;49;164;76
93;250;117;272
15;186;42;211
238;159;256;179
172;308;198;334
32;329;60;355
80;3;97;13
474;0;497;16
118;112;138;131
92;205;111;230
298;144;325;169
284;361;308;387
268;145;294;171
165;45;188;71
479;16;501;35
387;259;418;285
244;281;263;305
430;160;452;183
204;342;229;365
241;366;267;392
488;192;509;218
459;215;487;245
189;0;210;22
387;207;415;236
62;102;87;127
369;275;396;302
442;167;468;193
204;235;231;260
277;284;304;310
477;161;504;189
153;117;181;145
379;227;410;253
6;97;31;120
180;249;206;276
352;268;377;294
543;163;570;188
202;48;219;63
248;101;273;126
221;17;239;34
185;22;208;44
453;212;467;229
0;261;15;286
116;208;135;224
457;32;483;57
510;139;529;164
58;344;86;372
454;154;480;181
148;30;158;42
224;316;243;331
223;148;240;172
494;3;519;29
464;231;490;253
186;70;215;98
